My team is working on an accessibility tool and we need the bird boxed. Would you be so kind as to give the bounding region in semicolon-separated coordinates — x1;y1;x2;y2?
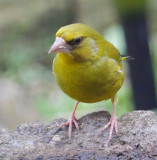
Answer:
48;23;126;141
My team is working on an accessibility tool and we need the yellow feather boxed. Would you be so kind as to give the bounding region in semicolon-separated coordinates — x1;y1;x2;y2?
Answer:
53;23;125;103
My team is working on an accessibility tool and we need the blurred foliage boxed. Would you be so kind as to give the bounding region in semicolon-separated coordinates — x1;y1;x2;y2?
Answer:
0;0;156;128
115;0;147;18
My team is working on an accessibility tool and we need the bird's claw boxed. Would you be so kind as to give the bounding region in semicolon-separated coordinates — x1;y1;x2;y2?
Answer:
99;115;118;141
60;116;79;139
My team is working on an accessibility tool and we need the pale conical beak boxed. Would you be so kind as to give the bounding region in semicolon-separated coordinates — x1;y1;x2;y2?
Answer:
48;37;71;54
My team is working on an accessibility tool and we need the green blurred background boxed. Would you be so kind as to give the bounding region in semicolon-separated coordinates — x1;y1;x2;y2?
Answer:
0;0;156;129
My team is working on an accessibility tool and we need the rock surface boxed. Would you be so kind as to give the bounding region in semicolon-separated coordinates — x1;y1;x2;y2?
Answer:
0;110;157;160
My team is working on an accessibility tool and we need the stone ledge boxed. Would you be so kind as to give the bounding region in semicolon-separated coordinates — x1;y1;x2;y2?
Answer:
0;110;157;160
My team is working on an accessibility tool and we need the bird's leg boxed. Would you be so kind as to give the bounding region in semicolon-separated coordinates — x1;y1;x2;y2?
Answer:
100;95;118;141
60;101;79;139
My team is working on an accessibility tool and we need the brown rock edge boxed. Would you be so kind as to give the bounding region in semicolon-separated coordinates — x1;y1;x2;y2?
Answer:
0;110;157;160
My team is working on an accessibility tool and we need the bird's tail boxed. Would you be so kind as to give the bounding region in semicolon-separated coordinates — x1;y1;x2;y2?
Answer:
121;55;134;61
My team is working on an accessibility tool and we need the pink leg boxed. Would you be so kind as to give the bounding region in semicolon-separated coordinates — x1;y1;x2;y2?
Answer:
60;101;79;139
100;96;118;141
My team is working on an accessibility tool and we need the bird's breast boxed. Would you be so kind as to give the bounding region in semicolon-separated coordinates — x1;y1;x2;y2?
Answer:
53;53;124;103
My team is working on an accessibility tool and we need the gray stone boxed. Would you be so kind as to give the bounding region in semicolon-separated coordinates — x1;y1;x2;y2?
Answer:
0;110;157;160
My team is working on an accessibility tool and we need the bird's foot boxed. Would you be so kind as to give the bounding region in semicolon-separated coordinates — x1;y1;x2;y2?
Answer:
100;115;118;141
60;115;79;139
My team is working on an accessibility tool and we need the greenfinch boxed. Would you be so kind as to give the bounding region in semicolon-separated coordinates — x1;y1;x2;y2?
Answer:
48;23;125;141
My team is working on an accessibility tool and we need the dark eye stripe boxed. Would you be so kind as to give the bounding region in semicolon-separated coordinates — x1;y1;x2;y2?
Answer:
67;37;83;46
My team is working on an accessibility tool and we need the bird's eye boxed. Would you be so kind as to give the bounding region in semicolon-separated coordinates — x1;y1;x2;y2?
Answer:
74;37;82;45
67;37;83;46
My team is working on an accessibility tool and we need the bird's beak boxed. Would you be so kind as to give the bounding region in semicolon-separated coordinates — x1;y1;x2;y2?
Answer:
48;37;71;54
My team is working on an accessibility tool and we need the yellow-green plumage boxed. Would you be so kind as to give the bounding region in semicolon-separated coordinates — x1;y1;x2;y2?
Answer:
53;23;124;103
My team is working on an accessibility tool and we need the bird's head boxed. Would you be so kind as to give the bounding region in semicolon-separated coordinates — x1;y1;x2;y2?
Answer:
48;23;103;61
